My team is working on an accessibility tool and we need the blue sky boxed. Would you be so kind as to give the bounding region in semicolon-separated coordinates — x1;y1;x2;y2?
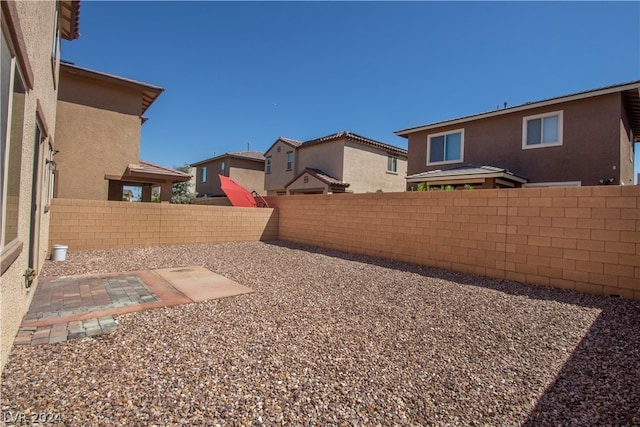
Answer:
63;1;639;179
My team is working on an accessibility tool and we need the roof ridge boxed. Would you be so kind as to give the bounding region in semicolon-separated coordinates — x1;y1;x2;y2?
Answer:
300;131;408;155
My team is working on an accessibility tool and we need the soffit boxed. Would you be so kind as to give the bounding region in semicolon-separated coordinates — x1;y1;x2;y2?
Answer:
623;88;640;141
60;0;80;41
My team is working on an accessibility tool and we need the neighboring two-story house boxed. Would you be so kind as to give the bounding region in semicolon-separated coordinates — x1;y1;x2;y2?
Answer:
1;0;80;372
396;81;640;189
54;62;191;202
264;131;408;195
191;151;265;197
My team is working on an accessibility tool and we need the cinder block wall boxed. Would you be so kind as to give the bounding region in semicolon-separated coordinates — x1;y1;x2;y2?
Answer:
48;199;278;251
266;186;640;300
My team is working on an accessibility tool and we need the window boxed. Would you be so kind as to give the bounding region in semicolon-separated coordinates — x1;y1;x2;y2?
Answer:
523;111;563;149
387;155;398;173
1;30;25;251
427;129;463;165
220;162;225;172
266;158;272;173
286;152;293;170
200;167;207;182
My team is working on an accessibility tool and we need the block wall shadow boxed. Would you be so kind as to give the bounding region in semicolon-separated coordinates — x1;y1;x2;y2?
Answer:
266;239;640;424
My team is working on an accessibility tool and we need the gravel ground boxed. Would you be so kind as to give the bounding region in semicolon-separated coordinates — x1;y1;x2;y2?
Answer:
2;241;639;426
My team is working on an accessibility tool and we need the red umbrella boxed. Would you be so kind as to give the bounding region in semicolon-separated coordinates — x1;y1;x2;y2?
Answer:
218;174;257;207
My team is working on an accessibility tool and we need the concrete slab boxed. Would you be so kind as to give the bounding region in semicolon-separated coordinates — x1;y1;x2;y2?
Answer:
153;266;253;302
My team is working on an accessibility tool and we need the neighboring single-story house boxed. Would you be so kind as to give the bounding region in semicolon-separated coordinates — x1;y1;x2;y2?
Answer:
396;81;640;188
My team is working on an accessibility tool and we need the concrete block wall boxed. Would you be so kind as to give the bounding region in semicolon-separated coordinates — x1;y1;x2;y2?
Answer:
48;199;278;251
266;186;640;300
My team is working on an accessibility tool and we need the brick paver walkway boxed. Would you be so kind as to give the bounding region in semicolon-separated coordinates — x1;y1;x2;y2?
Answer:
16;273;160;346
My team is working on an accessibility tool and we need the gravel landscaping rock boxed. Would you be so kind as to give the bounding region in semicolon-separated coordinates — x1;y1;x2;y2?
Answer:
2;241;639;425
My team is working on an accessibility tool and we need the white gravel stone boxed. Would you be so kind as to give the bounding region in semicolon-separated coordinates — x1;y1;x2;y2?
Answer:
2;241;639;425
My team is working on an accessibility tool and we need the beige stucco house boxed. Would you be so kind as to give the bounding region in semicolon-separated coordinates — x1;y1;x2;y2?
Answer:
1;0;80;372
54;62;190;202
264;131;408;195
191;151;266;197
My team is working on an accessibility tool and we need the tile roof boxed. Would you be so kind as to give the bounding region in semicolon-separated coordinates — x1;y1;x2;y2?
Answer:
406;164;527;183
300;131;408;156
278;137;302;147
263;137;302;155
396;80;640;137
228;150;266;161
289;168;350;188
190;151;265;166
125;160;192;182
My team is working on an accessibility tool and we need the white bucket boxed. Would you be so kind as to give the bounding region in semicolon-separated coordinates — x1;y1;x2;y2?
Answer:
51;244;68;262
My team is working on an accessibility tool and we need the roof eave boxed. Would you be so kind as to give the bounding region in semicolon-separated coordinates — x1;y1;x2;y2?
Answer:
60;62;164;114
406;172;528;184
60;0;81;41
300;131;408;156
264;137;302;155
396;81;640;137
191;153;265;167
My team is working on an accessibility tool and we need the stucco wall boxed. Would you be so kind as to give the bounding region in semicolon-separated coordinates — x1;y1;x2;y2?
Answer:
342;141;407;193
264;141;297;194
287;172;328;194
195;157;265;197
54;70;142;200
195;158;225;196
1;0;59;373
229;166;265;195
296;140;345;181
406;93;626;186
266;185;640;300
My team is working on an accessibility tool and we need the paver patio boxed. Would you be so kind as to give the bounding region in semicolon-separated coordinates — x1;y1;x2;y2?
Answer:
16;266;253;345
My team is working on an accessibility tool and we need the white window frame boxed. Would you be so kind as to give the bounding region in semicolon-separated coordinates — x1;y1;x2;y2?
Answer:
200;166;207;182
286;152;293;171
387;155;398;173
522;110;563;150
427;129;464;166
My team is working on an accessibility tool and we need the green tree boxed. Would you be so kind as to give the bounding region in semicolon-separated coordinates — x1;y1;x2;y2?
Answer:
171;164;197;204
